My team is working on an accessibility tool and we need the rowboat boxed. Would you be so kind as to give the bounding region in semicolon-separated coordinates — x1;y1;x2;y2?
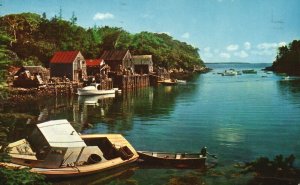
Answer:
137;151;206;168
77;83;118;96
0;120;139;178
242;69;257;74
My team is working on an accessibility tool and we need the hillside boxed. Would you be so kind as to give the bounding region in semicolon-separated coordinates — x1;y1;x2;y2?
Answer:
0;13;204;73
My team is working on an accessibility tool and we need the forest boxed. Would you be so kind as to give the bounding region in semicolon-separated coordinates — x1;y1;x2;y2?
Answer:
0;12;204;82
269;40;300;75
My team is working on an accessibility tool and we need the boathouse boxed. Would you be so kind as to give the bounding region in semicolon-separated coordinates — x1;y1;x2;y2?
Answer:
100;50;132;73
86;59;105;76
50;51;87;81
132;55;153;74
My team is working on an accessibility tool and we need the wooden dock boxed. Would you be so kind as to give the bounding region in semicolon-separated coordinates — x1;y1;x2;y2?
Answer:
113;75;150;90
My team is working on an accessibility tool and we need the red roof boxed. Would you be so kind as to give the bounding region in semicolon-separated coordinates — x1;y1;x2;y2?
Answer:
50;51;80;64
86;59;104;67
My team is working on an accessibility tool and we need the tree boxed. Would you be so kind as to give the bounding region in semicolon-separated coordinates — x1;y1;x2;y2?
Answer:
271;40;300;75
0;13;205;71
70;11;77;25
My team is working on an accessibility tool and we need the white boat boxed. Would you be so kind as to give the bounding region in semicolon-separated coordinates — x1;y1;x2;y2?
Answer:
176;80;187;84
78;83;118;96
222;69;238;76
283;76;290;80
0;119;139;178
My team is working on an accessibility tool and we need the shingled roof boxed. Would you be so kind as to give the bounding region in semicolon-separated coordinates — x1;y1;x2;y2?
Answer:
50;51;80;64
100;50;129;61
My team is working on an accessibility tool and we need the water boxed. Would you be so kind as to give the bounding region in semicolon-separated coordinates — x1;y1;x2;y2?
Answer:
2;63;300;184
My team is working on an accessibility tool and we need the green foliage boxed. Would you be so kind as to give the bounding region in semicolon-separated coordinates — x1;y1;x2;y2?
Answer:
271;40;300;75
0;168;50;185
243;154;298;177
0;13;204;70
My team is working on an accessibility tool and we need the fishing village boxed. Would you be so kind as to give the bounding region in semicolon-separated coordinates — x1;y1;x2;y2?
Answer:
5;50;208;95
1;1;300;185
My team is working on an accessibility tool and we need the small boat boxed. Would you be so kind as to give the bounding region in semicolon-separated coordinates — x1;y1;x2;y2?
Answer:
157;79;178;86
242;69;257;74
77;83;118;96
176;80;187;84
137;151;206;168
283;76;290;80
0;119;139;178
222;69;238;76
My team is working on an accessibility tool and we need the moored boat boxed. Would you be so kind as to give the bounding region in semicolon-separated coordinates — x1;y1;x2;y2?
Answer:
222;69;238;76
137;151;206;168
242;69;257;74
176;80;187;84
157;79;178;85
77;83;118;96
0;119;139;178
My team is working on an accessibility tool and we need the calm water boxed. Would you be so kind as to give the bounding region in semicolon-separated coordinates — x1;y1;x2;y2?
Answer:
2;63;300;185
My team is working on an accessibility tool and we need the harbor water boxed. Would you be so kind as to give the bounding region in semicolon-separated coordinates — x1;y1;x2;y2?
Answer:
1;63;300;184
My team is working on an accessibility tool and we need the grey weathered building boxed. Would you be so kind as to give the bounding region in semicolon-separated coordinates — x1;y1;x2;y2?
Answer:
100;50;132;72
132;55;153;74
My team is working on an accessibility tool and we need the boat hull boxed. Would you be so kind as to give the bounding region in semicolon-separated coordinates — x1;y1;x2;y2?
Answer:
77;88;117;96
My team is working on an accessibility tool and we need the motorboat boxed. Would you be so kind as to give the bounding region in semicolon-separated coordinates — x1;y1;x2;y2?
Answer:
222;69;238;76
0;120;139;178
77;83;118;96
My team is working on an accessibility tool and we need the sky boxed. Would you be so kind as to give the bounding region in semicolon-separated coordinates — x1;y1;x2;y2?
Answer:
1;0;300;63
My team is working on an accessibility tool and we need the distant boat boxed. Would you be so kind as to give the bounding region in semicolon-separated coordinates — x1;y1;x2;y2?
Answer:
157;79;178;85
176;80;187;84
0;120;139;178
242;69;257;74
137;151;206;168
222;69;238;76
283;76;290;80
78;83;118;96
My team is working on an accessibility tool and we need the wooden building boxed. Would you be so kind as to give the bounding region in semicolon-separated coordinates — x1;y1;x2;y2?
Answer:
86;59;105;76
100;50;132;72
50;51;87;81
13;66;49;88
132;55;153;74
14;66;49;80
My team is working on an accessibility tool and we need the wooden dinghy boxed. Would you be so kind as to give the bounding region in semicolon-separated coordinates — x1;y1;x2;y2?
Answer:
0;120;139;178
137;151;206;168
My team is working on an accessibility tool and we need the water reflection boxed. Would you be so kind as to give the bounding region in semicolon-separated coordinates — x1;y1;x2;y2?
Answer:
277;79;300;106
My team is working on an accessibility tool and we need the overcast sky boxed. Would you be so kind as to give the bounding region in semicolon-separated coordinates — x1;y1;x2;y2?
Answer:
1;0;300;63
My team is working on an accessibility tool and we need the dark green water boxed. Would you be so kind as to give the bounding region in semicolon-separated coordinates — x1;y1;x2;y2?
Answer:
2;63;300;184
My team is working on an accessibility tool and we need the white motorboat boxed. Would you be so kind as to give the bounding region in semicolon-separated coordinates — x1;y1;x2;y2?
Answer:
222;69;238;76
78;83;118;96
